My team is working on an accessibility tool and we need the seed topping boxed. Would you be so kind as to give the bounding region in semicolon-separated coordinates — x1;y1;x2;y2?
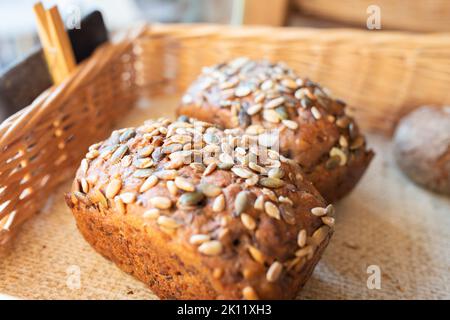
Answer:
120;192;136;204
297;229;307;247
259;177;285;189
212;194;226;212
178;192;205;207
264;201;281;220
140;175;158;193
198;183;222;197
235;191;249;215
157;216;181;229
189;234;211;245
241;213;256;230
198;240;223;256
174;177;195;192
106;178;122;199
311;207;327;217
150;196;172;209
266;261;283;282
242;286;259;300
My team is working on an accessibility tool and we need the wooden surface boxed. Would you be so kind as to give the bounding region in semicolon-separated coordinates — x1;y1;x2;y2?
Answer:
294;0;450;32
0;95;449;300
241;0;288;26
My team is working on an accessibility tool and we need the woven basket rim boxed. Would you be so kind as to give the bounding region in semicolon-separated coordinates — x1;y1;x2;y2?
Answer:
3;23;450;131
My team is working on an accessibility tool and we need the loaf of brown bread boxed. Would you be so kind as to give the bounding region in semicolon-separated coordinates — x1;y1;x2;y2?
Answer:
65;117;334;299
178;58;374;202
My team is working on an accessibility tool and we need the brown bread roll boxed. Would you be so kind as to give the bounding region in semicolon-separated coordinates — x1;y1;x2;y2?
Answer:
178;58;374;202
394;106;450;195
66;117;335;300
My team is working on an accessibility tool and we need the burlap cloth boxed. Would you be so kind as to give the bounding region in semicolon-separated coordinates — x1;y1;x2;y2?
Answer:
1;97;449;300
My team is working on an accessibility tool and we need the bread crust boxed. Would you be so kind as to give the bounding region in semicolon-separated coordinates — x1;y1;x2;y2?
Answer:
66;118;334;300
178;58;374;202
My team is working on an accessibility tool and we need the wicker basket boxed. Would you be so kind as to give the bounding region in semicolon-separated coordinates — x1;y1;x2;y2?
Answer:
295;0;450;32
2;23;450;248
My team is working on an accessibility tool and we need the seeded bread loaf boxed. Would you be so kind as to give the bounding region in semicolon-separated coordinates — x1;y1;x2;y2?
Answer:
177;58;374;202
65;118;334;300
393;106;450;195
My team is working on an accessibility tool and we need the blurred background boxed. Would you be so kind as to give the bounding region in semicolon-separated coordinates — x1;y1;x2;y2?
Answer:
1;0;450;70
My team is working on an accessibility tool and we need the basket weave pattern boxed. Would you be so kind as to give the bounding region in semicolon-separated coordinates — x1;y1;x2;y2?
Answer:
1;24;450;246
136;25;450;132
0;27;143;246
